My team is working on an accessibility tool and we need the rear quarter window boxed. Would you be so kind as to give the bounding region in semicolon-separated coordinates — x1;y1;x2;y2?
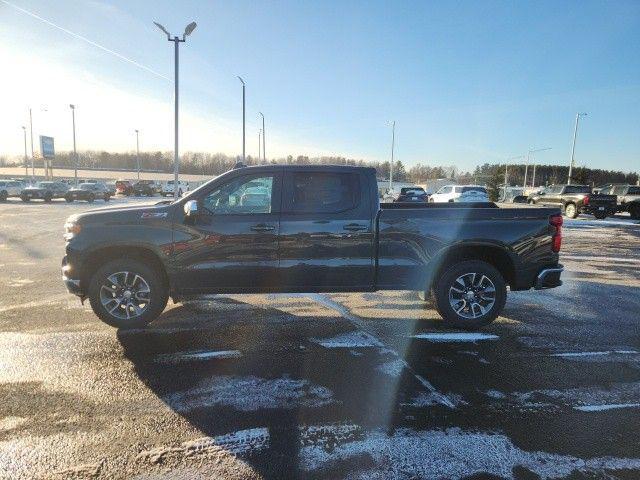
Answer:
287;172;359;213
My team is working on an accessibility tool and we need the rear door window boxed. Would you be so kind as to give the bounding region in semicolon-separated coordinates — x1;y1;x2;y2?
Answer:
284;172;359;213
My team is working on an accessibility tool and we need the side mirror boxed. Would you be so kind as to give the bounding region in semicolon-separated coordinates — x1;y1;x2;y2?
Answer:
184;199;198;218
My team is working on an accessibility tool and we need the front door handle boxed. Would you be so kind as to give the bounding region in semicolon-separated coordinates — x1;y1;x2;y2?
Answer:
250;223;275;232
343;223;368;232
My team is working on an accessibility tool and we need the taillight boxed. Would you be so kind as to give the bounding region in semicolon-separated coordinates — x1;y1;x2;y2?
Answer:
550;214;562;252
583;195;590;206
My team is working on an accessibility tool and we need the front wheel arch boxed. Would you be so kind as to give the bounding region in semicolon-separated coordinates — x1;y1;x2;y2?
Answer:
80;245;170;295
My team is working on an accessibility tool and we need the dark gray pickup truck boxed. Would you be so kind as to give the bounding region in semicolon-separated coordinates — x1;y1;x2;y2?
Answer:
62;165;563;330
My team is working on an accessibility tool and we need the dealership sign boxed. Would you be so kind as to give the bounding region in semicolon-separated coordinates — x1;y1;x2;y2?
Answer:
40;136;55;158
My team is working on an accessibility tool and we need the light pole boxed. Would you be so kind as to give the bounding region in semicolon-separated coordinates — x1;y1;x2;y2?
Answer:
259;112;265;162
69;104;78;186
28;107;34;179
523;147;551;189
154;20;197;201
258;128;262;161
135;129;140;180
568;113;587;184
22;126;28;176
237;76;246;162
389;121;395;192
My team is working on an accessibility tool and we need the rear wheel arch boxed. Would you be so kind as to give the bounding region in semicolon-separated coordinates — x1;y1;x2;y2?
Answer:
428;244;515;289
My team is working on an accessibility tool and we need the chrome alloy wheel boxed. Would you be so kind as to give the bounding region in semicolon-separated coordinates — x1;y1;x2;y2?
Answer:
99;271;151;320
448;272;496;319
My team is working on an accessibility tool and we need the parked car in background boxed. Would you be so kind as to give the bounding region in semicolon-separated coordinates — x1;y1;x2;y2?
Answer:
132;180;160;196
62;164;564;330
498;187;527;203
598;184;640;219
20;181;69;202
0;180;24;201
454;189;490;203
105;181;117;196
65;183;111;203
527;184;617;219
394;187;429;202
115;180;134;196
161;180;189;197
430;185;488;203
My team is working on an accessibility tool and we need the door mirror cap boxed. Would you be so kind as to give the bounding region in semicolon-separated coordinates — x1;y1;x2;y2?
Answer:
184;199;198;217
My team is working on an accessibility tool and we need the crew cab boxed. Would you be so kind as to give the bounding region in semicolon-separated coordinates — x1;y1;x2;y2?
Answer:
527;184;617;219
0;180;23;201
21;181;69;202
62;165;564;330
597;184;640;219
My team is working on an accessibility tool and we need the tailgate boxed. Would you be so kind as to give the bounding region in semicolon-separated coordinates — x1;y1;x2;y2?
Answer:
589;194;617;207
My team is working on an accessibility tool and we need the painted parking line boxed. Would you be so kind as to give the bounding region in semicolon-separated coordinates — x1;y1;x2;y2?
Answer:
551;350;639;357
574;403;640;412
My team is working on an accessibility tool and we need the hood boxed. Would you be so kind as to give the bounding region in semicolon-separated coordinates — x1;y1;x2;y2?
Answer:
70;201;175;225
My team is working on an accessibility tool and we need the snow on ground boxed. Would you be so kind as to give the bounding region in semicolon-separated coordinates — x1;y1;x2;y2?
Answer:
155;350;242;363
298;426;640;479
412;332;499;342
162;375;334;413
137;428;270;465
311;330;383;348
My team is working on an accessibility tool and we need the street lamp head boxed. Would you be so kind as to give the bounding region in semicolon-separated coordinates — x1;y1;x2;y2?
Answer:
184;22;197;37
135;129;139;134
69;104;75;109
22;126;26;130
259;111;264;119
237;76;245;85
153;21;170;37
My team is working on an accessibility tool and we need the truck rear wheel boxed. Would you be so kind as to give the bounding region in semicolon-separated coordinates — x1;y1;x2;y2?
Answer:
630;204;640;220
88;259;168;329
433;260;506;330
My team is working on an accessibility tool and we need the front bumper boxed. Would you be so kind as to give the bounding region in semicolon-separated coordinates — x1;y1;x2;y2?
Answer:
61;256;84;296
534;264;564;290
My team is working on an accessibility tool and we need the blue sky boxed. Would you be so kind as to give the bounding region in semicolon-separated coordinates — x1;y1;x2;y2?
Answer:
1;0;639;172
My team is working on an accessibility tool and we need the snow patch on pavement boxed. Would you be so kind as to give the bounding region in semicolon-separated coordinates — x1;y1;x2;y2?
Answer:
412;332;499;342
551;350;639;358
155;350;242;363
163;375;334;412
574;403;640;412
298;426;640;478
311;330;383;348
138;428;270;464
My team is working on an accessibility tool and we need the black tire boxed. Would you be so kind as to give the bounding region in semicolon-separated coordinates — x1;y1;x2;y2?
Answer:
87;193;95;203
104;194;110;202
433;260;507;330
629;204;640;220
43;192;53;203
178;189;183;197
65;196;74;203
564;203;578;219
88;258;168;329
21;194;29;202
528;199;536;205
0;190;7;202
593;211;607;220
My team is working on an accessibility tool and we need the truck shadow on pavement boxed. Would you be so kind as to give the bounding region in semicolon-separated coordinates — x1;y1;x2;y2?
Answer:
115;288;640;478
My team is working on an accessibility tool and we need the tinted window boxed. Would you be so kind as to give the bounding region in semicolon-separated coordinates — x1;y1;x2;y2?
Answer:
439;186;452;194
628;187;640;195
462;186;487;193
401;187;425;195
203;175;273;215
565;186;591;194
288;172;358;213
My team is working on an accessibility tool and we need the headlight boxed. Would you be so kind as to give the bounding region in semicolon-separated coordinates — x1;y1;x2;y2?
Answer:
63;221;81;241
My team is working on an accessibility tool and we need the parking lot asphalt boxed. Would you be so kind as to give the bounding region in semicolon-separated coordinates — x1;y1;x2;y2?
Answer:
1;197;639;480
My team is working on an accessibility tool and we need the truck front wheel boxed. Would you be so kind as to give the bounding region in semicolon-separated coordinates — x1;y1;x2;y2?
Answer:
433;260;506;330
564;203;578;219
88;259;168;329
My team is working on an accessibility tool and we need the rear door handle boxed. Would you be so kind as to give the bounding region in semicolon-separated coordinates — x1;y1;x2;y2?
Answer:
250;224;275;232
343;223;368;232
